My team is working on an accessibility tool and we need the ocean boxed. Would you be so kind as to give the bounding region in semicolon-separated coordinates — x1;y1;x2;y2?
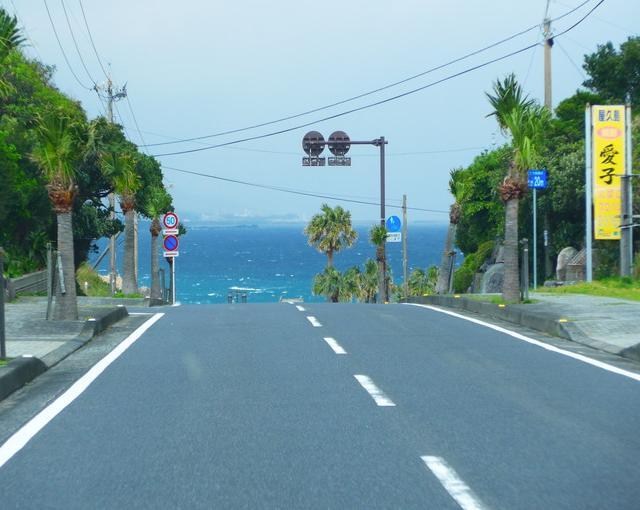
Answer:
93;223;448;304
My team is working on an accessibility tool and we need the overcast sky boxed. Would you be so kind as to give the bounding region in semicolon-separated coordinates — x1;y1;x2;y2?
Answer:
8;0;639;223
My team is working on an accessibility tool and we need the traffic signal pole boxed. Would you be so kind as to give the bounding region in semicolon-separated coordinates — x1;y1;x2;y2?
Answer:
302;134;389;302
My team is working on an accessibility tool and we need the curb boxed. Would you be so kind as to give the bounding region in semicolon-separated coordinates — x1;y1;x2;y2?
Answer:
0;306;129;402
404;295;639;362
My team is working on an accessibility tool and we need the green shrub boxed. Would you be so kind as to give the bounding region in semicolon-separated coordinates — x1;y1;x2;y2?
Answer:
453;266;475;293
452;240;495;293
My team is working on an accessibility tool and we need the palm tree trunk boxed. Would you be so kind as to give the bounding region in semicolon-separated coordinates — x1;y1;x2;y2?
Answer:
327;250;334;269
122;208;137;295
376;246;385;303
53;211;78;320
502;197;520;302
436;222;457;293
150;230;160;300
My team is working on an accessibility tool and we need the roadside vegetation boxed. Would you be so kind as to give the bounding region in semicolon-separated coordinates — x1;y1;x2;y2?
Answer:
0;8;175;317
538;277;640;302
76;263;111;297
443;36;640;301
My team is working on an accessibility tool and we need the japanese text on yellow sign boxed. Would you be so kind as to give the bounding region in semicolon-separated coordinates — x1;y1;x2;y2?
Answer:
592;105;625;240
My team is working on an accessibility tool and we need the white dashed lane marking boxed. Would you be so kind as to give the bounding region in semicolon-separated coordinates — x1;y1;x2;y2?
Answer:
353;375;395;406
306;316;322;327
421;456;488;510
323;337;347;354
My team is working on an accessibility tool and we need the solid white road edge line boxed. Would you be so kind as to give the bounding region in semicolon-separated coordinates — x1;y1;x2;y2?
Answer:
323;337;347;355
422;456;488;510
0;312;165;470
296;305;306;312
405;303;640;383
306;316;322;327
353;375;396;406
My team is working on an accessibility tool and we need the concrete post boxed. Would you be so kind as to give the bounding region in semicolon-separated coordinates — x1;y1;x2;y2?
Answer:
0;247;6;360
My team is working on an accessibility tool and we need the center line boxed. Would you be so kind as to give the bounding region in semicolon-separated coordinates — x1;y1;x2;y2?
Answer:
296;305;306;312
306;316;322;327
353;375;395;406
422;456;488;510
323;337;347;354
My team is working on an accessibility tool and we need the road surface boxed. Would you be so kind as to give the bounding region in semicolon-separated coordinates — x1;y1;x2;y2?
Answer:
1;303;639;509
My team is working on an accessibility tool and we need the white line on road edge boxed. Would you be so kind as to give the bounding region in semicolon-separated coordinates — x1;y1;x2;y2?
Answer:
0;313;165;470
422;456;488;510
353;375;396;406
406;303;640;383
323;337;347;354
306;316;322;327
296;305;306;312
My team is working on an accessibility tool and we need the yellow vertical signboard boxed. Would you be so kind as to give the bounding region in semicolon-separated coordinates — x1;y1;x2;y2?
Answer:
592;105;625;240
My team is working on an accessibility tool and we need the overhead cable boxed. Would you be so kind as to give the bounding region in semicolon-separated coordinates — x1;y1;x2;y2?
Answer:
151;0;603;158
59;0;98;86
42;0;93;90
143;0;596;148
163;165;448;214
77;0;109;79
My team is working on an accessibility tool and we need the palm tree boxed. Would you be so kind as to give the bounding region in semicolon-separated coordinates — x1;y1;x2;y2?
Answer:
31;112;78;320
487;74;549;302
342;266;362;303
101;150;140;295
304;204;357;268
312;267;345;303
361;259;379;303
0;8;25;97
369;224;388;303
436;169;462;294
144;187;172;301
409;266;439;296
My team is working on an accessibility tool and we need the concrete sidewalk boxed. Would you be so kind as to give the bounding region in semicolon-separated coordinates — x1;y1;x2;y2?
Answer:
0;297;130;401
408;292;640;363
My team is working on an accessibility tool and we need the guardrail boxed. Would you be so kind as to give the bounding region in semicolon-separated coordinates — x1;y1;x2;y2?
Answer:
4;270;47;301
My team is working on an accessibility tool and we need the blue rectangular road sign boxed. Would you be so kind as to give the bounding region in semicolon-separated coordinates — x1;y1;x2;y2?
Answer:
528;169;548;189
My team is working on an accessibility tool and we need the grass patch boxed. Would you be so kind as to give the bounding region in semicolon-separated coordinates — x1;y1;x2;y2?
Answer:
114;291;144;299
465;294;539;305
76;263;112;297
538;277;640;301
0;358;8;366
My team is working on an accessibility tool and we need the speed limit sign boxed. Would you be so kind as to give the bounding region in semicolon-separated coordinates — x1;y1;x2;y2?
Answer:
163;212;179;229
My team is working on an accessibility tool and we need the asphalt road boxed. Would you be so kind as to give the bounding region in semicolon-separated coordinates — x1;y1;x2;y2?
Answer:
1;303;639;509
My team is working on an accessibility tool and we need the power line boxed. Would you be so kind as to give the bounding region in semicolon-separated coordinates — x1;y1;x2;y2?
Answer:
113;101;133;141
125;94;148;151
151;0;603;159
557;41;587;79
139;128;484;158
143;0;597;149
77;0;109;79
152;44;538;158
59;0;97;86
9;0;44;61
42;0;93;90
162;165;448;214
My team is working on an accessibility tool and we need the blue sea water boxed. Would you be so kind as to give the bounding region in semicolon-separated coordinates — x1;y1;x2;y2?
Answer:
94;223;447;304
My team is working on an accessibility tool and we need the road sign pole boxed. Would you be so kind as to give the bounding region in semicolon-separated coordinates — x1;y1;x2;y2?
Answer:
585;105;593;282
402;195;408;299
0;247;6;360
172;257;176;305
533;188;537;289
379;137;387;302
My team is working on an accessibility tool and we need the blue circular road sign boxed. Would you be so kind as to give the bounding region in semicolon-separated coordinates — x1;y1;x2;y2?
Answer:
163;235;179;252
386;215;402;232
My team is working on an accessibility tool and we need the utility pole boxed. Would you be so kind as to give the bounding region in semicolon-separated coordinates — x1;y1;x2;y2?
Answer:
620;103;634;277
97;76;127;294
542;13;554;282
402;194;408;300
